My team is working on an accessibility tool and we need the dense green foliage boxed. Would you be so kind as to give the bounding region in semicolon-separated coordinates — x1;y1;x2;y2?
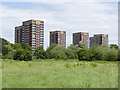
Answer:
46;43;58;58
50;46;68;60
13;49;32;61
35;47;47;59
1;38;119;61
1;38;32;61
12;43;32;61
110;44;119;50
1;38;14;59
2;59;118;88
66;45;78;59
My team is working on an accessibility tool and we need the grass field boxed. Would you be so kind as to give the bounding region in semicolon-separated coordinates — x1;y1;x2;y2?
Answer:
1;59;118;88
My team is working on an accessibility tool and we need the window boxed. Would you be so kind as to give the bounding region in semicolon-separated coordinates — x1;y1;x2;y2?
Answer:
32;34;35;38
32;28;36;31
32;23;36;25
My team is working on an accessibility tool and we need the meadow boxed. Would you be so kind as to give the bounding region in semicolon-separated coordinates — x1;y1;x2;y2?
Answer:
2;59;118;88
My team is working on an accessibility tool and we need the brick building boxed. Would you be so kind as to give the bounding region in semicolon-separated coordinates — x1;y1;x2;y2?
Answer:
15;19;44;50
90;34;108;47
50;31;66;47
73;32;89;47
15;26;22;43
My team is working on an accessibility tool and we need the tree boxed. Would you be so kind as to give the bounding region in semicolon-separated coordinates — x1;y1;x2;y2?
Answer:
50;46;68;60
0;38;10;46
103;47;118;61
118;49;120;61
76;41;88;49
46;43;58;59
88;45;118;61
35;47;47;59
11;43;21;50
110;44;119;50
88;46;105;61
66;45;78;59
77;48;88;61
13;49;32;61
21;43;32;52
2;45;13;55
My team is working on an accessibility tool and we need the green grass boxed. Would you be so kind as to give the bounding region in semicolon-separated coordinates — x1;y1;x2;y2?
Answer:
1;59;118;88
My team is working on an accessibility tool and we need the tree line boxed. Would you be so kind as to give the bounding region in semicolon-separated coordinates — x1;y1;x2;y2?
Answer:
0;38;120;61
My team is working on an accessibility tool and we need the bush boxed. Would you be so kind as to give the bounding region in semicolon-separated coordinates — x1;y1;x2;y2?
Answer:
64;63;70;68
50;46;68;60
2;45;13;55
21;43;32;52
103;48;118;61
46;43;58;59
2;54;13;59
77;41;88;49
13;49;32;61
66;45;78;59
88;46;105;61
77;48;88;61
11;43;21;50
110;44;119;50
35;47;47;59
118;49;120;61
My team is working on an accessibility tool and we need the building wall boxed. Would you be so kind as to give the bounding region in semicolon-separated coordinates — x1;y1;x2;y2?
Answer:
15;26;22;43
90;37;94;47
22;20;44;49
91;34;108;47
73;32;89;47
102;34;108;46
73;33;81;46
15;20;44;50
50;31;66;47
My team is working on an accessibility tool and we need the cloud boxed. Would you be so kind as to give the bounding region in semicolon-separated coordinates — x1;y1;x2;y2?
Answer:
2;0;120;2
0;1;118;49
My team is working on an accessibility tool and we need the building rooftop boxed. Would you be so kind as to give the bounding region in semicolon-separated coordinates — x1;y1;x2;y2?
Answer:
23;19;44;22
50;30;66;33
73;32;89;34
94;34;108;36
15;26;22;29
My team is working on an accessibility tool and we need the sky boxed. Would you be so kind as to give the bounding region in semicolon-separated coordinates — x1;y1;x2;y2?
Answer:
0;0;119;49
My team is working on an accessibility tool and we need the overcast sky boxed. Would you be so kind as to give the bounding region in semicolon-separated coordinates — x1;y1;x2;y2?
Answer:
0;0;119;49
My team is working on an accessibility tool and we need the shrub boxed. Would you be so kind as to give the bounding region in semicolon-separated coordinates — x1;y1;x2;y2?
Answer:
118;49;120;61
103;48;118;61
11;43;21;50
2;54;13;59
66;45;78;59
21;43;32;52
46;43;58;59
64;63;70;68
77;48;88;61
35;47;47;59
110;44;119;50
13;49;32;61
77;41;88;49
50;46;68;60
88;46;105;61
2;45;13;55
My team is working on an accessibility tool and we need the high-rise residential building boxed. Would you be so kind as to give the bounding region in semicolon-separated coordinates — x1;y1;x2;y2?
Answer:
73;32;89;47
94;34;108;46
90;37;95;47
15;26;22;43
15;19;44;50
50;31;66;47
90;34;108;47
